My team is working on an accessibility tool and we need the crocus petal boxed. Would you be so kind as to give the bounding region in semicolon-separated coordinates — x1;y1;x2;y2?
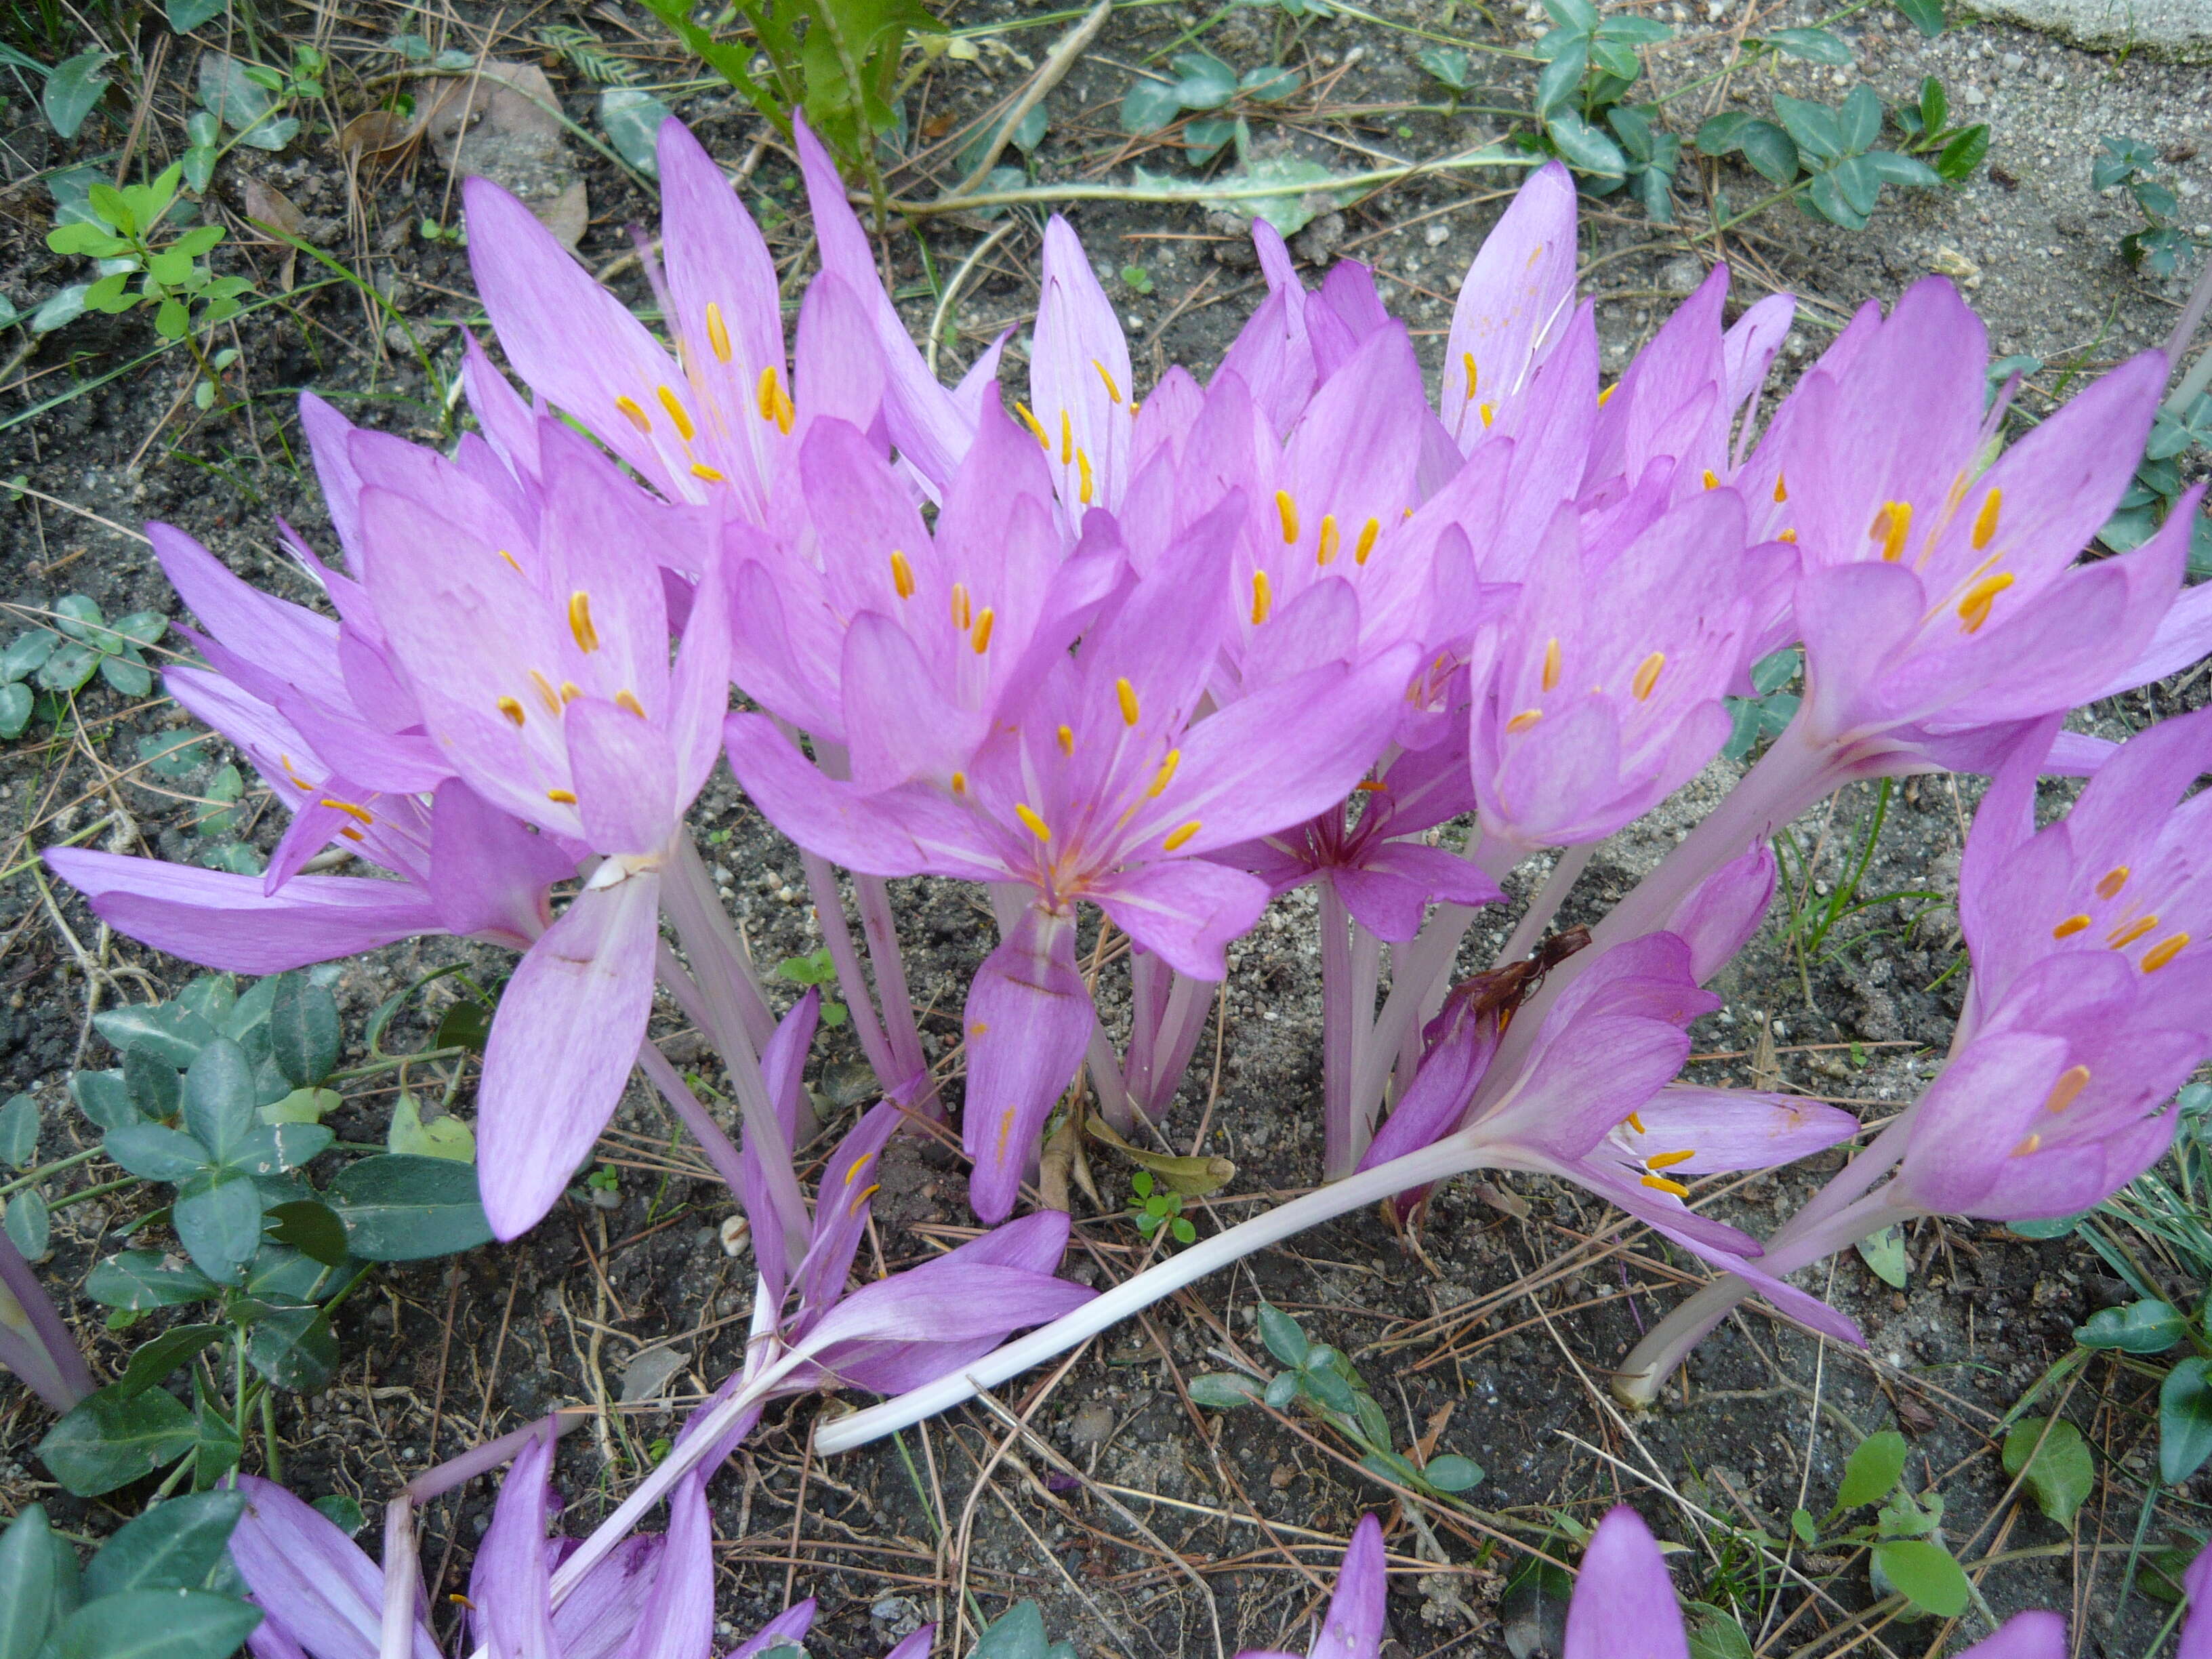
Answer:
1335;842;1503;944
1093;859;1271;980
1561;1507;1687;1659
1443;159;1577;444
617;1472;714;1659
473;1431;560;1659
426;779;575;949
880;1629;938;1659
1960;1613;2068;1659
1664;842;1776;983
566;698;678;855
729;1602;817;1659
961;907;1094;1223
1311;1513;1388;1659
792;1098;905;1319
478;869;662;1240
552;1537;663;1659
800;1261;1100;1367
0;1227;94;1413
230;1476;441;1659
1623;1088;1859;1173
2180;1546;2212;1659
744;990;819;1307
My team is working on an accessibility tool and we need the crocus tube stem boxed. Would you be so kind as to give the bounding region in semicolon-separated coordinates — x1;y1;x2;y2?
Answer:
0;1222;94;1413
854;872;937;1113
1140;967;1214;1121
636;1040;752;1204
1320;876;1364;1181
402;1408;592;1505
1494;842;1593;969
813;1135;1489;1455
663;837;778;1059
379;1494;417;1659
800;848;903;1092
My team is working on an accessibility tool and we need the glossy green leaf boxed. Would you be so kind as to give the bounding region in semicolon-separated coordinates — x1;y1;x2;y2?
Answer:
102;1123;211;1183
1187;1372;1262;1409
0;1504;76;1659
173;1167;263;1282
168;0;228;30
1773;94;1841;161
182;1038;256;1161
37;642;98;692
113;1323;226;1398
0;1093;36;1167
44;52;111;141
1121;76;1183;136
1547;110;1626;177
1240;65;1300;102
262;1199;350;1267
4;1187;49;1259
244;1300;336;1391
1256;1303;1309;1367
84;1490;245;1596
328;1153;492;1261
2076;1298;2186;1353
56;1588;260;1659
83;1251;217;1310
1416;47;1471;91
37;1384;196;1495
1936;123;1989;181
1835;1430;1908;1513
268;977;340;1088
1739;116;1799;182
1837;85;1882;153
2001;1418;2092;1529
1894;0;1946;34
312;1494;365;1535
1763;26;1852;63
96;1001;217;1069
1685;1605;1754;1659
0;682;29;739
1171;50;1237;109
1424;1453;1484;1492
598;86;674;175
2161;1357;2212;1484
1872;1539;1969;1618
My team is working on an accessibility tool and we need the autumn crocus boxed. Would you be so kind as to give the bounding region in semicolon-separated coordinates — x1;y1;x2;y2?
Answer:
1236;1513;1386;1659
729;499;1416;1219
0;1225;93;1415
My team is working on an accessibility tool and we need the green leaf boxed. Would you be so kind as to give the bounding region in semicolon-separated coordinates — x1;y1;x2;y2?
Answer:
103;1122;211;1183
1773;94;1842;161
312;1494;365;1535
1299;1363;1357;1414
1935;123;1989;181
30;284;91;335
2161;1357;2212;1484
1685;1605;1754;1659
1865;149;1942;187
598;86;674;176
37;642;98;693
44;52;111;142
4;1187;49;1259
100;653;153;697
1181;118;1235;167
86;181;134;232
56;1588;260;1659
1171;50;1237;109
1837;85;1883;154
387;1093;476;1162
182;1037;257;1162
328;1153;493;1261
197;52;274;131
0;682;28;739
2076;1298;2186;1353
1187;1372;1263;1409
1256;1303;1310;1368
1262;1370;1298;1408
1533;42;1586;119
83;1251;217;1310
1240;65;1300;102
114;1324;226;1398
0;1094;36;1166
85;1490;244;1596
73;1069;140;1131
173;1167;264;1282
1423;1453;1484;1491
0;1504;77;1659
1835;1431;1908;1513
1696;111;1749;155
1853;1224;1908;1287
1872;1538;1969;1618
1806;166;1870;230
1893;0;1945;34
260;1087;340;1127
37;1384;196;1495
167;0;228;30
1917;76;1947;134
432;998;492;1053
1541;0;1599;31
1547;111;1626;178
45;222;127;258
970;1601;1054;1659
1416;47;1471;92
187;1372;240;1490
2001;1418;2093;1529
96;1001;217;1069
1595;15;1672;43
243;1300;336;1391
1763;26;1852;63
262;1199;350;1267
0;631;54;681
268;977;340;1088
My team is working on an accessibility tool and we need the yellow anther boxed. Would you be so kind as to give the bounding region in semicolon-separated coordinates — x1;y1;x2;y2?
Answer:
690;463;726;483
1640;1174;1690;1197
569;592;600;653
2011;1133;2042;1158
951;771;968;796
1057;724;1074;755
657;386;696;443
847;1182;881;1217
1117;677;1141;726
950;582;972;631
970;607;996;653
1625;1111;1646;1134
614;395;651;434
1870;499;1912;562
339;827;364;842
1972;487;2002;550
2043;1065;2091;1113
1015;802;1052;842
451;1594;476;1610
1016;401;1050;450
1505;708;1544;735
1317;514;1340;566
1462;353;1479;399
531;671;563;716
1094;359;1124;405
1250;570;1273;626
547;788;578;804
2096;866;2131;899
1355;779;1387;793
1644;1149;1697;1170
754;366;779;422
890;550;916;600
1077;449;1094;505
705;301;732;364
1773;472;1788;504
1541;637;1561;693
498;548;525;575
2052;914;2091;939
1702;469;1720;490
1597;382;1618;407
560;681;583;703
319;798;374;826
1955;571;2013;634
1777;528;1798;543
1147;749;1181;797
2145;933;2191;972
1275;490;1299;545
995;1107;1018;1163
1060;409;1073;465
497;696;526;727
1163;820;1202;852
1355;518;1380;565
1478;402;1496;428
2108;914;2160;949
615;689;647;718
1631;651;1666;701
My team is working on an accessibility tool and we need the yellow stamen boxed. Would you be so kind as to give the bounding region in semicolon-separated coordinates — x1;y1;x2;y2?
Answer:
1094;359;1124;405
1631;651;1666;701
890;550;916;600
2108;914;2160;949
1462;353;1478;399
689;463;726;483
1317;514;1340;566
1163;820;1202;851
1355;518;1380;565
1625;1111;1646;1134
754;367;779;424
1971;487;2001;550
1645;1149;1697;1170
614;395;650;434
1640;1174;1690;1197
2011;1133;2042;1158
2096;866;2131;899
950;582;972;632
2043;1065;2091;1113
1016;401;1050;450
1777;528;1798;543
1541;637;1561;693
705;300;732;363
848;1182;880;1217
1870;499;1912;562
1250;570;1273;626
1505;708;1544;735
2145;933;2191;971
547;788;578;804
531;671;562;716
1478;402;1496;428
1057;724;1074;755
1355;779;1387;793
1597;382;1618;407
844;1156;874;1187
2052;914;2091;939
1015;803;1052;842
319;798;374;826
1076;449;1094;505
340;827;364;842
657;386;695;443
1773;472;1788;504
451;1595;476;1610
1702;469;1720;491
497;696;526;727
1275;490;1299;545
560;681;583;703
569;592;600;653
1955;571;2013;634
1147;750;1181;797
498;548;525;575
615;689;647;718
996;1107;1018;1164
1060;409;1073;466
1117;678;1141;726
970;607;995;653
951;771;968;796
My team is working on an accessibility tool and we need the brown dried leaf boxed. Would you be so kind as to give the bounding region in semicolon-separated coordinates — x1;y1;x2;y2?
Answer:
417;60;585;248
239;176;304;237
338;107;419;162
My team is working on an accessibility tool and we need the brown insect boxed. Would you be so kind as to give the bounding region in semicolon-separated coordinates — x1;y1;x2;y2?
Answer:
1448;924;1592;1031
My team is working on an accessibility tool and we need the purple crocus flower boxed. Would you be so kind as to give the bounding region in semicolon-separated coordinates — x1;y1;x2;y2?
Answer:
1439;161;1579;453
0;1225;94;1414
1216;220;1395;439
1235;1513;1385;1659
728;505;1415;1219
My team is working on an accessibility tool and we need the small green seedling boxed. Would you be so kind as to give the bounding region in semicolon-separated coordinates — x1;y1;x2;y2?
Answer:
1127;1169;1195;1244
1782;1431;1972;1620
2094;134;2196;277
775;947;849;1026
0;596;167;736
44;163;249;348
